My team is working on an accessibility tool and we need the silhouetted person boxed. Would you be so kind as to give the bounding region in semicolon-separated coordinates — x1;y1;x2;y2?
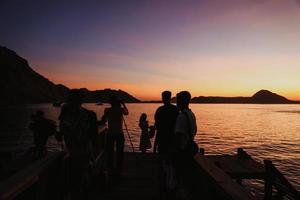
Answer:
173;91;197;199
154;91;178;154
29;110;56;158
58;89;98;200
100;95;128;172
174;91;197;153
153;91;178;198
139;113;152;153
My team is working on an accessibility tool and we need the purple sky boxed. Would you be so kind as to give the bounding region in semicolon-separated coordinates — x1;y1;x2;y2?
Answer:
1;0;300;100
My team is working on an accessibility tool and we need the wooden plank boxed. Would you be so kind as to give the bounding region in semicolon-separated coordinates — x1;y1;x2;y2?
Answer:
194;154;257;200
98;152;160;200
206;155;265;179
265;160;300;199
0;151;65;200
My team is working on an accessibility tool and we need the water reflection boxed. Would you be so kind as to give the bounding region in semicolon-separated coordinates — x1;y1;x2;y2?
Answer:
0;103;299;189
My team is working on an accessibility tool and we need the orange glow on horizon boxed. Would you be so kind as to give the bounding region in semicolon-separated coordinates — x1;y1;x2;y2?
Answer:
39;68;300;101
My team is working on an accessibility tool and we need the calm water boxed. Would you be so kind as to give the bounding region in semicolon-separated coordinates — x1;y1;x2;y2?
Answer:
0;103;299;190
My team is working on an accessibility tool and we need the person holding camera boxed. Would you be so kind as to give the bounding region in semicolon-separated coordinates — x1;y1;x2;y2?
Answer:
100;95;129;173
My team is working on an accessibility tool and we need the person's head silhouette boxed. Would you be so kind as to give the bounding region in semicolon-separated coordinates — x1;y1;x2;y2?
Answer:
139;113;147;123
162;91;172;105
176;91;191;111
67;89;84;107
109;95;121;107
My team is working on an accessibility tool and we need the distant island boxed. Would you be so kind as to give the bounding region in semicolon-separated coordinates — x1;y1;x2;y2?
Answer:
0;46;140;104
144;90;300;104
190;90;300;104
1;46;299;105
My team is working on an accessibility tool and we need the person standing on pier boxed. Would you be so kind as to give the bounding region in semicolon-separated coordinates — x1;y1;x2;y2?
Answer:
58;89;98;200
139;113;152;153
154;91;178;197
100;95;128;173
154;91;178;154
174;91;197;156
173;91;198;199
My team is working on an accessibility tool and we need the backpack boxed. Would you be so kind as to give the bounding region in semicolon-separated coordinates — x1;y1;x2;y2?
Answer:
182;111;199;157
60;106;92;155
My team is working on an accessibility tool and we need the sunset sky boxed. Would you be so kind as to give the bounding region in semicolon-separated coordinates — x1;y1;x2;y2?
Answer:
1;0;300;100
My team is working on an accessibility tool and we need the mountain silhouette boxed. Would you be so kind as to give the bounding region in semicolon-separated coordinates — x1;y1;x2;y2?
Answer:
77;88;140;103
0;46;140;104
251;90;289;103
2;46;297;105
191;90;298;104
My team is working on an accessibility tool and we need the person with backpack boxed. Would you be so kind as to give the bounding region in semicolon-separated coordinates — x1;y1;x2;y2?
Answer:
172;91;198;199
174;91;197;156
58;89;98;200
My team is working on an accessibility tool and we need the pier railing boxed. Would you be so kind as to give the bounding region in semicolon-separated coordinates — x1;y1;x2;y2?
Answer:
1;137;299;200
0;151;66;200
264;160;300;200
0;126;107;200
193;153;256;200
194;148;299;200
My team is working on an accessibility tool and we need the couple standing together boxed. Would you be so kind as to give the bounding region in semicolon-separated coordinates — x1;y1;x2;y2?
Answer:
154;90;197;158
154;91;198;196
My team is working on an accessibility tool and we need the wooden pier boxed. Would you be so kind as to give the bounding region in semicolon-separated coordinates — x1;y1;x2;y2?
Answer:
97;153;160;200
0;125;299;200
1;149;299;200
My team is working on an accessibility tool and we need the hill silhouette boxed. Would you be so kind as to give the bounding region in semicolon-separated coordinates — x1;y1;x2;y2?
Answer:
251;90;289;103
191;90;299;104
0;46;140;104
2;46;298;105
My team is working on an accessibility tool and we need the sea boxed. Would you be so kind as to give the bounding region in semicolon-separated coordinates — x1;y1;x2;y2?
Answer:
0;103;299;193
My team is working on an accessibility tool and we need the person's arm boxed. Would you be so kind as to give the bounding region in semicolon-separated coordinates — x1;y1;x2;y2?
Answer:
153;140;157;153
153;108;160;141
56;106;66;149
154;108;159;128
98;108;108;125
88;111;99;151
121;102;129;115
153;133;158;153
139;121;143;129
193;113;197;138
153;108;162;153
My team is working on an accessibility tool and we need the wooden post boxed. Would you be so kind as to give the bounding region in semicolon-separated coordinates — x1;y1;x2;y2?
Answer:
199;148;205;155
264;160;273;200
236;148;244;184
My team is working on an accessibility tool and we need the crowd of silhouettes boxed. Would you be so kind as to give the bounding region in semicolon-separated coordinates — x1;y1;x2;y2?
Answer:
28;89;198;199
